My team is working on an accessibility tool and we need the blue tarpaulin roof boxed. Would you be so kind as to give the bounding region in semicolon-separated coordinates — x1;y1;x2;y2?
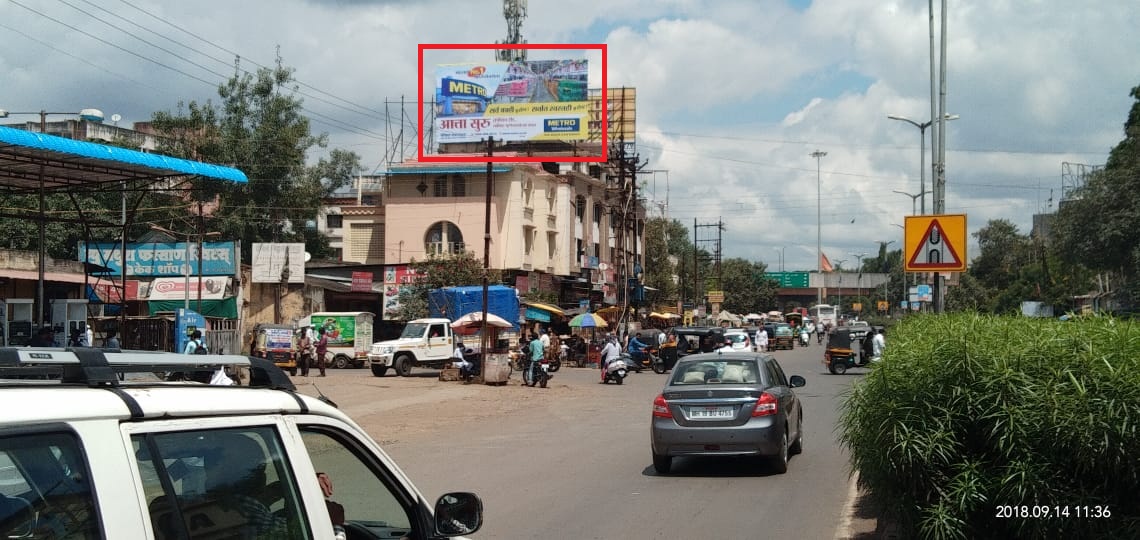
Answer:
428;285;520;331
0;125;247;191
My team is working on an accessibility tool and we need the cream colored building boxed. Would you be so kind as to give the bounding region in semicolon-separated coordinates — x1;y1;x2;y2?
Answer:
322;153;643;304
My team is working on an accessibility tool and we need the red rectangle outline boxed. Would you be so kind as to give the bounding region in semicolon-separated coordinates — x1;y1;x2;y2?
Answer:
417;43;607;163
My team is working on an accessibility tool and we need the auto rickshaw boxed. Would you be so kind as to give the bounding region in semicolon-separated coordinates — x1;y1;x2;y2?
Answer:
823;326;871;374
250;323;298;376
770;323;795;350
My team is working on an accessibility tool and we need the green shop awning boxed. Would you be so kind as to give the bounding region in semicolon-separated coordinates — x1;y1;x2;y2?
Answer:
149;297;238;319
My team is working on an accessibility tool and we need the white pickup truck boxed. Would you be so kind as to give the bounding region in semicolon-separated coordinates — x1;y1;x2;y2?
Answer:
367;318;456;377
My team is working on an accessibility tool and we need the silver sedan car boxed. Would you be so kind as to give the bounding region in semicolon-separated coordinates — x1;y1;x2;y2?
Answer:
650;351;806;474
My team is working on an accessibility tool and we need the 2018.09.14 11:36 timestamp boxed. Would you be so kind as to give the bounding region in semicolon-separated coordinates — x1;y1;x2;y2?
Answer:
995;505;1111;519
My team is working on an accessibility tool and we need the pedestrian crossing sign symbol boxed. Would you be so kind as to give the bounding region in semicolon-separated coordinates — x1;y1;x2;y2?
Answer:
904;214;967;272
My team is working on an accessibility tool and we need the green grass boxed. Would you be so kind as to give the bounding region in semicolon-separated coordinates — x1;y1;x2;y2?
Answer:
839;313;1140;539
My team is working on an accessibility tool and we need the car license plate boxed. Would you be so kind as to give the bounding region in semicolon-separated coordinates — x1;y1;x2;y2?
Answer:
689;406;734;419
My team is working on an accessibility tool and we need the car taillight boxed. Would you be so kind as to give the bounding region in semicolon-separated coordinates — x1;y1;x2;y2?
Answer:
752;392;778;417
652;394;673;418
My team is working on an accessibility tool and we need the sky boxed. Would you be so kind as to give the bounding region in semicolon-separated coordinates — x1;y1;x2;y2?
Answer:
1;0;1136;272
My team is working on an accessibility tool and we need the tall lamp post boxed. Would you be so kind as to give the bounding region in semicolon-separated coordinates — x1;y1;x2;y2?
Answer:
892;223;907;309
774;246;785;273
810;150;827;306
834;257;848;315
0;108;104;328
892;189;931;216
848;252;868;314
886;114;958;215
876;240;896;311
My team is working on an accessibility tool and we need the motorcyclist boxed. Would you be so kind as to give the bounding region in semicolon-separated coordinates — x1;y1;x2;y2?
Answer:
599;334;621;383
627;332;649;367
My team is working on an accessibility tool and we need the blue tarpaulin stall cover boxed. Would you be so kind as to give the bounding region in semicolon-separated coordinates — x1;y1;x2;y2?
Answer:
428;285;520;331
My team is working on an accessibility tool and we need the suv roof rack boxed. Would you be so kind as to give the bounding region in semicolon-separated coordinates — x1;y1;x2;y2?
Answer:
0;347;295;390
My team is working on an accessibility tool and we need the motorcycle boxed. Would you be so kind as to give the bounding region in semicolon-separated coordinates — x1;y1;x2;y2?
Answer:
602;356;629;384
799;329;810;347
523;358;551;388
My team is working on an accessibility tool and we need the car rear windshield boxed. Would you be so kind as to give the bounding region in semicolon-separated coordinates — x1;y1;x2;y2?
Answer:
671;360;760;385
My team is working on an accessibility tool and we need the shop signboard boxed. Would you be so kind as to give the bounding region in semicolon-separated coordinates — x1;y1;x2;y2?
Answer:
351;272;374;293
434;59;590;144
148;277;230;301
82;242;238;277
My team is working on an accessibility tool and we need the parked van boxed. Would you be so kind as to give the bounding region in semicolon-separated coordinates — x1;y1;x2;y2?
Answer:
297;312;374;369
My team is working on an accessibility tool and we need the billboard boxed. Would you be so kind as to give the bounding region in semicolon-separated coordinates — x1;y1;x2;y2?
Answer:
433;58;590;144
251;243;306;284
587;87;636;144
81;242;238;277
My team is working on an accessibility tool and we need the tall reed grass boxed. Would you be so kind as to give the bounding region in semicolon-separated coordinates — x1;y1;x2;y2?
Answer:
839;313;1140;539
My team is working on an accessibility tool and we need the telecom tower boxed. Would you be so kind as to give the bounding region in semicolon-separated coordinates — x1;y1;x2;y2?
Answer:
495;0;528;62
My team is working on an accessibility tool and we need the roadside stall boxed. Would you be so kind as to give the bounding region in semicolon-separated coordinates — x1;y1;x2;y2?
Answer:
569;312;607;367
449;311;514;385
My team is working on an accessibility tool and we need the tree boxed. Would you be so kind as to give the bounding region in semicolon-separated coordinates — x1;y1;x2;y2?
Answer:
719;258;777;315
394;251;501;320
1051;83;1140;307
148;55;361;262
642;217;679;306
971;219;1031;293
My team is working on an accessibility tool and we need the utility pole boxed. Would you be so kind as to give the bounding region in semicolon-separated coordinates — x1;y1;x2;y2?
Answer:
810;150;827;306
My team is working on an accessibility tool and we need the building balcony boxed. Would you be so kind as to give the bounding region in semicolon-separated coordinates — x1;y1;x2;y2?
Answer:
426;242;466;256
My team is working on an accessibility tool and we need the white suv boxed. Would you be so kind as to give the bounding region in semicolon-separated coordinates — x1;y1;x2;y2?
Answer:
0;348;483;539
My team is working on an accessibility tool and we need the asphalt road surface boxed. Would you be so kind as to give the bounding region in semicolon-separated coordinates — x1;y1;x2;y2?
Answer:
295;338;869;539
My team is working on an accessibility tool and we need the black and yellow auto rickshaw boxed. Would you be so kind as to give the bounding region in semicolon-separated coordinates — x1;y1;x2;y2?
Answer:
250;323;298;376
823;326;871;374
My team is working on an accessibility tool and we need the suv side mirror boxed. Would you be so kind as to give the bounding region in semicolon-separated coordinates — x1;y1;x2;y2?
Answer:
434;492;483;536
788;375;806;388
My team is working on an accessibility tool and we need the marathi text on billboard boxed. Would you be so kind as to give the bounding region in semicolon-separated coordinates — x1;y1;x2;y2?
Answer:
81;242;238;277
434;59;589;143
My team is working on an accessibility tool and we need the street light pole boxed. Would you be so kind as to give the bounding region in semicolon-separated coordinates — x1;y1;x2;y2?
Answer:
774;247;785;273
834;257;848;316
892;189;931;216
892;223;907;311
810;150;827;306
887;114;957;216
848;252;868;313
0;108;104;328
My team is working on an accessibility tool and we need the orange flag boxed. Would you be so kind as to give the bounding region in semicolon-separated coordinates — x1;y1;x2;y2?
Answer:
821;252;834;272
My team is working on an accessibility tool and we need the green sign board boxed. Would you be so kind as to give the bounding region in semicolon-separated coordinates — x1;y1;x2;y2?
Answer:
765;272;810;288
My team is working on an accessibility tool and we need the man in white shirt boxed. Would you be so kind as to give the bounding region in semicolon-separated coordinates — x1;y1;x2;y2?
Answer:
599;335;621;383
871;328;886;361
452;339;474;381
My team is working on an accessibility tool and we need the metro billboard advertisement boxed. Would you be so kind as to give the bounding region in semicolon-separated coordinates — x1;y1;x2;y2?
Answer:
434;59;590;144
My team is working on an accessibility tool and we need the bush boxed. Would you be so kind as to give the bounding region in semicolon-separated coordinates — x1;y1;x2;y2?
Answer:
839;313;1140;539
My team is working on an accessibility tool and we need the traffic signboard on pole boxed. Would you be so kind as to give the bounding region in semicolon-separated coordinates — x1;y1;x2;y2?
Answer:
904;214;967;272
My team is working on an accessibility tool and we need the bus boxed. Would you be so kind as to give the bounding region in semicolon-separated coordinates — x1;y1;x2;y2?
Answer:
809;304;837;329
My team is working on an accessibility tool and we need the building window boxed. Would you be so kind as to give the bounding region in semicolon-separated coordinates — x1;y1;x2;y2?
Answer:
349;223;384;262
593;203;602;225
433;175;448;197
451;174;466;197
425;221;465;255
576;196;586;223
326;214;343;229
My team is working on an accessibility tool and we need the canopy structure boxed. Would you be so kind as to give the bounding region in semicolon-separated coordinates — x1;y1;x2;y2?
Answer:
0;125;248;326
0;126;247;192
523;302;565;317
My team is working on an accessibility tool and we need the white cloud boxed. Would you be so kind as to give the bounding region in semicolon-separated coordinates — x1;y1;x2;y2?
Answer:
1;0;1134;271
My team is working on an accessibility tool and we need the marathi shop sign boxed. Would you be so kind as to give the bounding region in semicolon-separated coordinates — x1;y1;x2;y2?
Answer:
81;242;238;277
434;59;590;144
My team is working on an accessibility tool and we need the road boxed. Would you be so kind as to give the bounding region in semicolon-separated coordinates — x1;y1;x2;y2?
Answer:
294;339;869;539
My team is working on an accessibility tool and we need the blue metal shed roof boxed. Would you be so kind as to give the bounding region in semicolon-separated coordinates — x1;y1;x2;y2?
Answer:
0;125;247;190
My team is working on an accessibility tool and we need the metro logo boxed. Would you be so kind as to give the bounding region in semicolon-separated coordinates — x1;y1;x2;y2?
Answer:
444;79;488;99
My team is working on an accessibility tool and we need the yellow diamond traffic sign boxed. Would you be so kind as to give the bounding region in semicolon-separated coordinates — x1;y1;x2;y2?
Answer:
904;214;967;272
